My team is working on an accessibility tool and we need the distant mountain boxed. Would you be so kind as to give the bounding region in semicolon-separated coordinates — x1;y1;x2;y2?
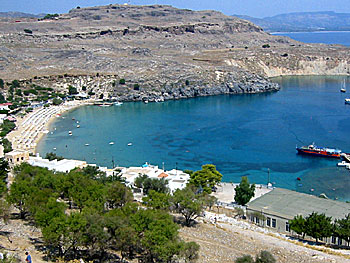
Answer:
235;11;350;32
0;11;45;18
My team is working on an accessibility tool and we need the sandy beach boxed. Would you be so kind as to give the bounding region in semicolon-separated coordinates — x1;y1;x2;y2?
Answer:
6;100;94;154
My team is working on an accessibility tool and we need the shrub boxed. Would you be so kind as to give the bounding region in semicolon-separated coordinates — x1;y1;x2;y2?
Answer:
262;44;270;48
52;98;63;105
119;79;126;85
24;29;32;34
133;84;140;90
185;80;190;86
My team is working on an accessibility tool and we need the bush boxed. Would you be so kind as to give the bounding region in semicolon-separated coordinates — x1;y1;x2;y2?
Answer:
24;29;32;34
262;44;270;48
119;79;126;85
68;86;78;95
185;80;190;86
235;255;254;263
52;98;63;105
255;251;276;263
2;138;12;153
0;79;4;89
43;13;59;19
133;84;140;90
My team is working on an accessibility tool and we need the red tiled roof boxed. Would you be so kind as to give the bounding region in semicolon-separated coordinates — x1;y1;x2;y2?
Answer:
158;172;169;178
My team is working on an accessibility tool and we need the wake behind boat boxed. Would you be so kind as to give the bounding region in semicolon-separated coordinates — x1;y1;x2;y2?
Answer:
296;143;341;158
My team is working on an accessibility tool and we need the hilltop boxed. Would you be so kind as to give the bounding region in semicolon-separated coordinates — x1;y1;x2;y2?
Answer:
0;4;349;102
235;11;350;32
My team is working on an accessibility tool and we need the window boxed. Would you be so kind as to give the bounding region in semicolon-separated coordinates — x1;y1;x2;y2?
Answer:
255;217;260;224
267;217;271;227
338;238;342;246
17;158;19;162
285;222;290;232
272;218;276;228
332;236;336;244
21;157;24;160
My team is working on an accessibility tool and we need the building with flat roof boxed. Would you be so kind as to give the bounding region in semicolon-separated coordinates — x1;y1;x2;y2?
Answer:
27;155;88;173
247;188;350;246
5;150;29;166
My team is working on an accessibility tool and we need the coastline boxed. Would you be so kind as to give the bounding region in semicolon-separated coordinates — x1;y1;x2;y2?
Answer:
7;100;94;154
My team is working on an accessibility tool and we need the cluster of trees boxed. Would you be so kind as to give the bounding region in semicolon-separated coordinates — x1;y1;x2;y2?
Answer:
5;163;200;262
290;212;350;244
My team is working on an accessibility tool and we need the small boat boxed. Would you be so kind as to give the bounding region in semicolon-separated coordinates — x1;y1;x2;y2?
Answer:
109;142;114;145
42;130;49;134
337;161;348;167
296;143;341;158
345;98;350;104
144;100;148;104
68;131;72;136
85;143;89;146
53;147;57;150
341;80;346;92
76;121;79;124
115;102;123;106
127;142;133;146
77;125;80;128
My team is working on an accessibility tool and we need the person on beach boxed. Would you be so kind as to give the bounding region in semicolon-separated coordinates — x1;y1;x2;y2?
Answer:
25;252;32;263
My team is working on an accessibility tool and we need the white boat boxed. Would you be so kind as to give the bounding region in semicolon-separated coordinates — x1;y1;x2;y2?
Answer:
53;147;57;150
337;161;348;167
109;142;114;145
85;143;89;146
345;98;350;105
127;142;133;146
115;102;123;106
341;80;346;92
69;131;72;136
77;125;80;128
42;130;49;134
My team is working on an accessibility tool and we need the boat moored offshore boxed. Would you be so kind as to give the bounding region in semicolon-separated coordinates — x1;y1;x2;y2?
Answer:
296;143;341;158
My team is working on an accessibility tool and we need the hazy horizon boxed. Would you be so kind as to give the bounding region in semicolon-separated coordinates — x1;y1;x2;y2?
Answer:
1;0;350;18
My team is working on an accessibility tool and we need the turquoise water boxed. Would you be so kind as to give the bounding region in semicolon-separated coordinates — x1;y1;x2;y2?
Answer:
37;76;350;201
272;31;350;46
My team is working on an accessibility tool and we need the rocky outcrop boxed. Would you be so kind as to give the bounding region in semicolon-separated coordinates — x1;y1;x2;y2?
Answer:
0;4;349;100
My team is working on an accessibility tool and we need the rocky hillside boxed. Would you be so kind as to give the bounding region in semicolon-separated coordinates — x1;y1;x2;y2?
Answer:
0;4;349;101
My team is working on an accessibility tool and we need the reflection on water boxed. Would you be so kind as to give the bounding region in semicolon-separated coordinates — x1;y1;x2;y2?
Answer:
38;76;350;201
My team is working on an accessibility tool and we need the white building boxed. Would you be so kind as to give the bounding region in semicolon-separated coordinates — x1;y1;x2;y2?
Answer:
120;163;190;193
27;154;88;173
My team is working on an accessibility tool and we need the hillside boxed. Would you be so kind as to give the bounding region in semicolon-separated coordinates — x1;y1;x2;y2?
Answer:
0;5;350;102
235;11;350;32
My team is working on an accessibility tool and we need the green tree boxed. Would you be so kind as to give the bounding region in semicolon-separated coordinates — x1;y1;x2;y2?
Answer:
68;86;78;95
289;215;306;238
0;79;4;89
334;213;350;246
130;209;188;262
134;175;169;195
171;186;204;226
2;138;12;153
143;190;170;210
11;80;20;88
45;152;64;161
0;159;9;196
52;98;62;105
189;164;222;193
234;176;255;206
305;212;332;243
105;181;133;209
180;241;200;263
119;79;126;85
82;212;111;260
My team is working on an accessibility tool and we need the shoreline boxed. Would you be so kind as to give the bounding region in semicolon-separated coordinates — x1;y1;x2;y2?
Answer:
7;100;94;154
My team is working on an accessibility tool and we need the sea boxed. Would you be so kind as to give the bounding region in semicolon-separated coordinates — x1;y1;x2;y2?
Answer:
37;32;350;201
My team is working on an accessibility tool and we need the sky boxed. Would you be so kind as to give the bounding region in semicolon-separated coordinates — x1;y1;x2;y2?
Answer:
1;0;350;18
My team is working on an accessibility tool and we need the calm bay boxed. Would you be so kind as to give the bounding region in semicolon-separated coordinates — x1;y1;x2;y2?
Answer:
37;75;350;201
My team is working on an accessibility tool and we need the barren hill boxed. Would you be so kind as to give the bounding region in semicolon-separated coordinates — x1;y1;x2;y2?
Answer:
0;4;349;101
